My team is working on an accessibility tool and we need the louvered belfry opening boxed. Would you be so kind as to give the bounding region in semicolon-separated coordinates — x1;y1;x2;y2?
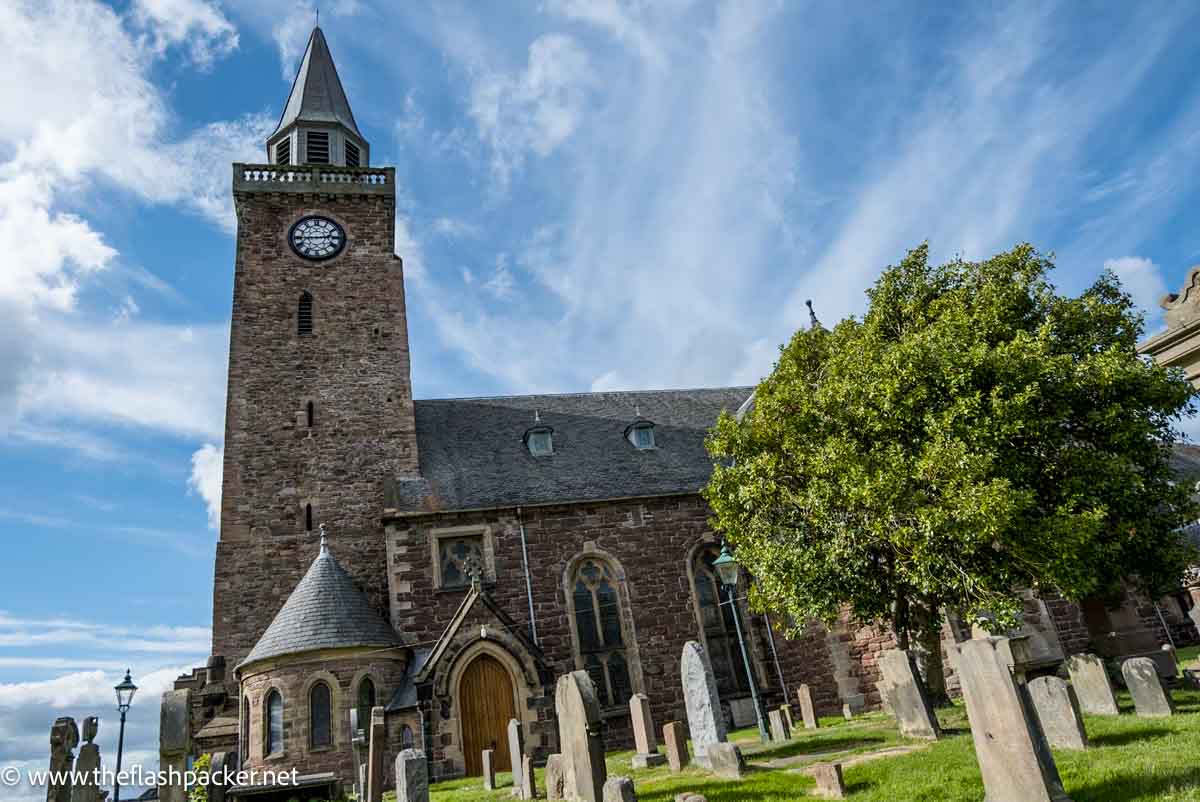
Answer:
274;137;291;166
298;291;313;336
344;140;360;167
306;131;330;164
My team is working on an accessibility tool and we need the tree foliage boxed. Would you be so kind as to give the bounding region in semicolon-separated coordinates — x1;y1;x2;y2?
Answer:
705;244;1198;646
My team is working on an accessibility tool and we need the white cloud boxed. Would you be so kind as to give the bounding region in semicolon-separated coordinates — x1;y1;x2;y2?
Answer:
189;443;224;530
131;0;239;67
1104;256;1169;323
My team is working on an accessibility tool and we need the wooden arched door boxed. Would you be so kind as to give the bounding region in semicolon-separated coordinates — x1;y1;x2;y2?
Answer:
459;654;518;776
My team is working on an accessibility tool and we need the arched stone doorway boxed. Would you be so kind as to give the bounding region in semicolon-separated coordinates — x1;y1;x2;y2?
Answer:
458;653;517;776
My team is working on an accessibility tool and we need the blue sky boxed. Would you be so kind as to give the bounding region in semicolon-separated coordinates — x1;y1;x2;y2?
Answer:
2;0;1199;793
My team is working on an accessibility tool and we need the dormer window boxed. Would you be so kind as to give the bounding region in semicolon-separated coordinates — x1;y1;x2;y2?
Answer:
626;421;656;450
524;426;554;457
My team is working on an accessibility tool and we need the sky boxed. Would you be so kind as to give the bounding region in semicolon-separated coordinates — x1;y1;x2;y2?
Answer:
2;0;1200;797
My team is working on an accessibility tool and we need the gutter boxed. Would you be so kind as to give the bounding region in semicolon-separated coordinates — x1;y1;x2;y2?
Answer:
517;506;539;646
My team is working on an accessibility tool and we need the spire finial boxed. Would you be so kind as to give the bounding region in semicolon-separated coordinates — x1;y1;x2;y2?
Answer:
534;409;541;423
315;7;319;27
806;299;821;329
319;523;328;555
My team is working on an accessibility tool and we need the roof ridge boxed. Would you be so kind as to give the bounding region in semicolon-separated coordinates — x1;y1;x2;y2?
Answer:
414;385;754;403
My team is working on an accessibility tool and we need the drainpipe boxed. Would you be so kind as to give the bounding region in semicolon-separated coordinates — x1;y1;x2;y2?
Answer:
763;611;789;701
517;506;539;645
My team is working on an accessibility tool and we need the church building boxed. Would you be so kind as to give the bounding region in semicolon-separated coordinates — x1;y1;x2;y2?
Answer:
170;26;1200;796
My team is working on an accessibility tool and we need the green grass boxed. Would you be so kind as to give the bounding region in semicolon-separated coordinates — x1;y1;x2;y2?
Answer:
1175;645;1200;667
411;690;1200;801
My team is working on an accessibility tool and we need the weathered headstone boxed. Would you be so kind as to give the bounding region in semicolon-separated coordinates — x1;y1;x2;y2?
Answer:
208;751;234;802
680;641;726;768
841;703;853;721
367;706;387;802
768;708;790;742
810;763;846;799
878;650;941;740
482;749;496;790
556;670;607;802
705;742;745;780
796;684;819;729
602;776;637;802
1027;676;1088;750
508;718;525;793
350;708;367;802
48;716;79;802
780;705;795;732
62;717;90;802
662;722;688;772
629;694;665;768
1122;657;1174;717
159;690;191;802
1065;654;1119;716
521;755;537;800
956;637;1070;802
395;748;429;802
545;754;565;800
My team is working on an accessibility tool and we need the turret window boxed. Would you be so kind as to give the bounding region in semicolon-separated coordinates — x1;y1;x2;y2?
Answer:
345;140;361;168
298;291;313;336
625;421;656;450
524;426;554;457
306;131;330;164
310;682;332;748
265;689;283;756
275;138;291;166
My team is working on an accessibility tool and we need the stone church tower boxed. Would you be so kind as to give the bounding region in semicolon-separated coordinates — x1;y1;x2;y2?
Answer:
211;26;419;667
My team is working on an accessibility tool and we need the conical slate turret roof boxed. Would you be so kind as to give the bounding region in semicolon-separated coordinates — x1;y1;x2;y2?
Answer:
273;26;361;137
239;538;401;668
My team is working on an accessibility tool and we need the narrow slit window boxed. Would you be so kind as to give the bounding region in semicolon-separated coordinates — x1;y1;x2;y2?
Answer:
306;401;314;428
306;131;330;164
305;504;313;532
275;138;291;166
298;292;313;336
345;140;361;168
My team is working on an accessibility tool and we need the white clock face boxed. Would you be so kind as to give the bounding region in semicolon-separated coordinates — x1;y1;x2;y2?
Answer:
289;216;345;261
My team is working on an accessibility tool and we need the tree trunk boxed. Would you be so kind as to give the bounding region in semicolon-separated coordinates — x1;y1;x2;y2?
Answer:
912;600;951;707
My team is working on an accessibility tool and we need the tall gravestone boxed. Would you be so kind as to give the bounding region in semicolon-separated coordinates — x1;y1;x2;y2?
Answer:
796;684;819;729
482;749;496;790
629;694;665;768
556;670;607;802
662;722;688;772
395;748;429;802
1028;676;1088;750
878;649;941;740
680;641;726;767
957;637;1070;802
1065;654;1119;716
159;689;191;802
521;755;537;800
1122;657;1174;717
71;718;100;802
48;716;79;802
366;706;387;802
508;719;525;793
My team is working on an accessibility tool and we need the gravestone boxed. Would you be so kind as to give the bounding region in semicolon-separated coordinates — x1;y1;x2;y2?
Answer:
780;705;795;732
482;749;496;790
208;751;234;802
810;763;846;799
602;777;637;802
521;755;537;800
956;637;1070;802
768;708;790;742
796;684;819;729
1065;654;1119;716
367;706;387;802
48;716;79;802
726;698;757;729
556;670;607;802
159;690;191;802
350;708;367;802
680;641;726;767
1027;676;1088;750
629;694;665;768
842;704;853;721
1122;657;1174;717
395;748;429;802
508;719;525;794
70;717;100;802
705;742;745;780
662;722;688;772
878;650;941;740
545;754;565;800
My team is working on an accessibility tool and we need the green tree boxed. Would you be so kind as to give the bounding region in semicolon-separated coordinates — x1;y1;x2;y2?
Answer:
705;243;1198;701
188;753;211;802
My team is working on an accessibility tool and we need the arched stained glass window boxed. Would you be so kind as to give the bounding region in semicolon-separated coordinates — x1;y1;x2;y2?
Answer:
693;547;750;697
310;682;332;748
265;689;283;756
570;558;631;707
356;677;376;737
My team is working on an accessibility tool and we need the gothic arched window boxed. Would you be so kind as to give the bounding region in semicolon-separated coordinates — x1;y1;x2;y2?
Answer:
356;677;376;736
298;291;313;336
310;682;332;748
400;724;414;749
569;558;632;707
693;547;751;697
265;689;283;756
241;696;250;755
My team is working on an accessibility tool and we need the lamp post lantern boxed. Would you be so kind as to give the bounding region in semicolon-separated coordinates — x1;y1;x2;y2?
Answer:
712;543;770;743
113;669;137;802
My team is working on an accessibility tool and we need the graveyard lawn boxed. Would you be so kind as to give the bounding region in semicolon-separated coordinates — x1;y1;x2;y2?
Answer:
393;689;1200;801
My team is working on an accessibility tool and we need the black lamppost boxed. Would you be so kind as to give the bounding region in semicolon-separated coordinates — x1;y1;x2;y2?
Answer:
712;543;770;743
113;669;137;802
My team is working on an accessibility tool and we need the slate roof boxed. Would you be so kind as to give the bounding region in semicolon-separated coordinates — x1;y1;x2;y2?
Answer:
406;387;752;512
273;26;361;137
239;541;401;668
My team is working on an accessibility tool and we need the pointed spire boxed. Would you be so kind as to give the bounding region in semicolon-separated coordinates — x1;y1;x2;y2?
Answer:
806;299;822;330
275;26;361;137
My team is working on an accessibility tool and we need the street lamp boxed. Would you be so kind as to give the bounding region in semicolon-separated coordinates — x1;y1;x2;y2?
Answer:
712;543;770;743
113;669;137;802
